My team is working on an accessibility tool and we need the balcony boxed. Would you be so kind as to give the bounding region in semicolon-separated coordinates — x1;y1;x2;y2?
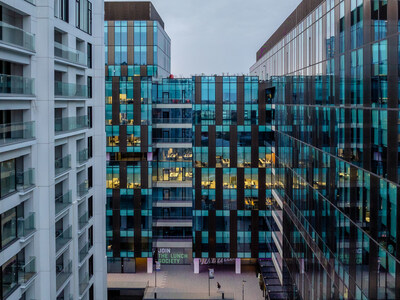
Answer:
55;191;72;215
55;116;88;134
153;138;192;144
18;256;36;286
78;212;90;231
79;242;92;263
54;42;86;66
0;74;35;95
77;149;89;165
56;260;72;291
16;168;35;192
0;21;35;52
79;272;91;295
55;226;72;252
0;121;35;146
77;180;89;198
152;118;192;124
54;81;88;98
153;98;192;104
55;155;71;176
17;212;35;239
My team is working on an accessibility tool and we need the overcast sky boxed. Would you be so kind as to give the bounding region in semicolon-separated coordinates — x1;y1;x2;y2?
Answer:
107;0;301;77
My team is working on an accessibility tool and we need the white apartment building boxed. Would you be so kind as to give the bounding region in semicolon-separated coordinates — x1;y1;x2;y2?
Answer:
0;0;106;299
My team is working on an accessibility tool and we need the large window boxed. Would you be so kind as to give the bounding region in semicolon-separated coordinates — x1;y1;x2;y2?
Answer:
55;0;69;22
75;0;92;34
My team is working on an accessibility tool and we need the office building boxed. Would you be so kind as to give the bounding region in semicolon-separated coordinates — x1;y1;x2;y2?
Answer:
251;0;400;299
0;0;106;299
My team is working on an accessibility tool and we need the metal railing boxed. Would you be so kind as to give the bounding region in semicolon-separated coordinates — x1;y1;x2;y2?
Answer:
0;21;35;51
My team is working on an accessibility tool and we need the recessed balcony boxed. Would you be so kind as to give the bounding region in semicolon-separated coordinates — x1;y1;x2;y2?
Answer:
56;260;72;291
55;226;72;253
55;116;88;133
77;149;89;165
55;191;72;215
0;21;35;52
55;155;71;176
17;212;35;239
0;121;35;147
79;242;92;263
0;74;35;96
54;81;87;98
77;180;89;198
54;42;86;66
78;212;90;231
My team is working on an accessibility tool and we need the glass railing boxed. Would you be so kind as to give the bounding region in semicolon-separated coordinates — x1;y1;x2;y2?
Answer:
55;225;72;252
153;138;192;143
0;21;35;51
55;116;88;133
0;121;35;145
77;180;89;198
54;42;86;66
0;74;35;95
55;191;72;215
55;155;71;175
153;98;192;104
79;272;90;295
77;149;89;164
78;212;89;230
16;168;35;192
79;242;92;262
17;212;35;238
56;260;72;291
55;81;88;98
152;118;192;124
18;256;36;284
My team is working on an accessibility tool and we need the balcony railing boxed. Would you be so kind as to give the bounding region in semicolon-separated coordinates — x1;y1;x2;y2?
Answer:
152;118;192;124
79;272;90;295
55;191;72;215
0;121;35;146
79;242;92;263
0;21;35;51
16;168;35;192
55;116;88;133
54;81;88;98
18;256;36;285
56;260;72;291
77;180;89;198
54;42;86;66
77;149;89;164
153;138;192;143
153;98;192;104
0;74;35;95
55;154;71;175
78;212;90;230
55;226;72;252
17;212;35;238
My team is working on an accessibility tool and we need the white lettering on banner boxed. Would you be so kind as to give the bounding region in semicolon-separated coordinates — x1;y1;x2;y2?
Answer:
200;258;236;265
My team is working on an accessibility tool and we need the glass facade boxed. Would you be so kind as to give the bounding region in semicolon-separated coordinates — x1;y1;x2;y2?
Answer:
251;0;400;299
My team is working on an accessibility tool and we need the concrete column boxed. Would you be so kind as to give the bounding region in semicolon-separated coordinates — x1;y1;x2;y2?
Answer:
194;258;200;274
235;258;241;274
147;258;153;274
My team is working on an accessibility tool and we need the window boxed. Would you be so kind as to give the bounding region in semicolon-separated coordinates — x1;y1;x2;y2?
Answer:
88;196;93;218
55;0;69;22
88;136;93;158
87;106;92;128
87;43;92;68
88;166;93;188
87;76;92;98
76;0;92;34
